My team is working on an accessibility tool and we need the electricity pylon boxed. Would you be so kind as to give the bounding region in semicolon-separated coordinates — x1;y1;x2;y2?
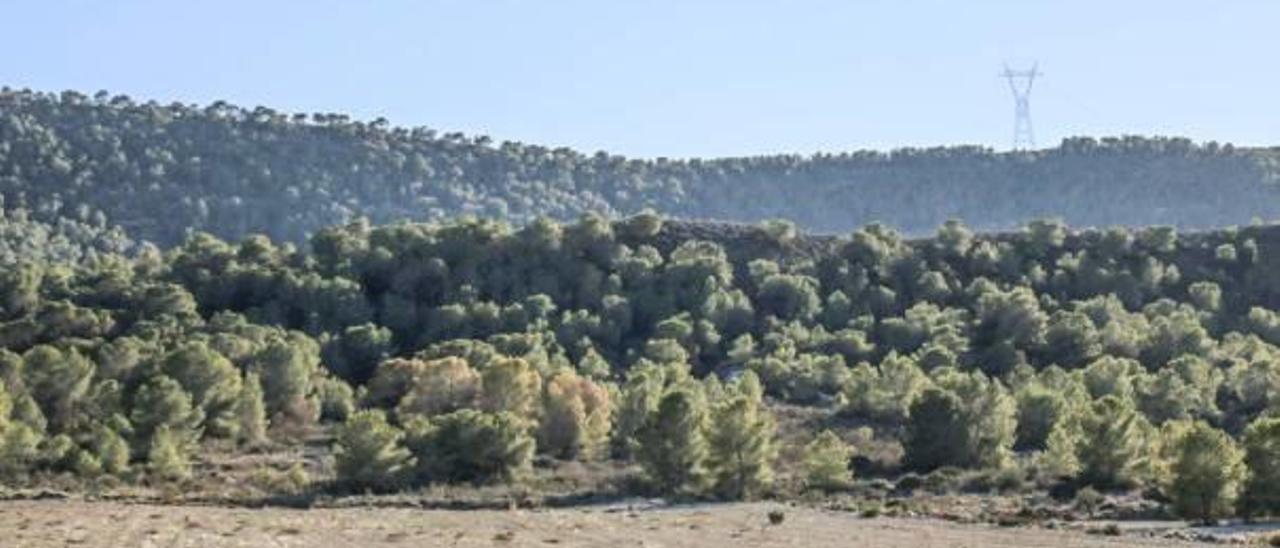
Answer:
1000;63;1041;150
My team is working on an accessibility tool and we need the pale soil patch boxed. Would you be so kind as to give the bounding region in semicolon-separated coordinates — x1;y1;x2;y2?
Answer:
0;500;1219;548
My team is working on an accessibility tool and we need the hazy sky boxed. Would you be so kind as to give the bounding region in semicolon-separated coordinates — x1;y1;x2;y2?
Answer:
2;1;1275;157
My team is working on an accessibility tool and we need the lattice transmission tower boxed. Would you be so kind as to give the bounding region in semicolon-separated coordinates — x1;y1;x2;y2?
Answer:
1000;63;1041;150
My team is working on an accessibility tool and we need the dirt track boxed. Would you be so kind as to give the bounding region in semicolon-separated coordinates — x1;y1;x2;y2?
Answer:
0;500;1218;547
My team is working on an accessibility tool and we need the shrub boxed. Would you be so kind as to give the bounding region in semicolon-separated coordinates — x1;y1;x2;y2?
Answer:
237;372;268;446
147;425;192;481
403;409;533;485
333;409;411;491
895;473;925;495
1073;486;1105;515
767;509;785;525
316;377;355;423
961;467;1027;494
91;425;130;476
802;430;853;491
0;421;42;478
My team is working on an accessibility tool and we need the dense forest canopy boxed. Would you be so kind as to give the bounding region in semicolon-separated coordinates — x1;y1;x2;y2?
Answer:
0;205;139;265
3;206;1280;518
2;87;1279;246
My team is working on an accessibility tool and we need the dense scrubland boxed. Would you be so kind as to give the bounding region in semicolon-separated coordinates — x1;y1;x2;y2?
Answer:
5;89;1280;531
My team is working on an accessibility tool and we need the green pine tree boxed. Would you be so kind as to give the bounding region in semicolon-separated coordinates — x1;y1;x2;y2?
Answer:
333;409;412;491
802;430;854;491
706;372;775;500
638;388;709;495
237;372;269;446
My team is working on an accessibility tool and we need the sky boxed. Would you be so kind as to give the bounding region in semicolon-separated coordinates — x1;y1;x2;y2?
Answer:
1;1;1275;158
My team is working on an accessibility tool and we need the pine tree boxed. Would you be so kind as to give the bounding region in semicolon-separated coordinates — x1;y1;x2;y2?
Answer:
0;381;10;430
937;370;1017;469
70;449;103;477
1015;384;1067;451
253;338;321;426
21;345;94;432
1040;419;1081;478
638;388;709;495
237;372;268;446
160;342;241;438
481;357;541;421
333;409;411;491
1076;395;1150;489
707;372;775;500
316;376;356;423
0;421;42;478
11;390;46;434
1149;419;1195;490
904;388;970;472
1239;417;1280;518
147;424;192;481
403;410;534;485
803;430;853;491
1167;422;1243;524
540;371;612;459
394;356;480;418
613;364;665;458
129;375;202;457
92;425;130;476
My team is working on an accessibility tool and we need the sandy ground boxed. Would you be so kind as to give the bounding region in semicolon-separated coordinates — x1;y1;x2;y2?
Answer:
0;500;1224;548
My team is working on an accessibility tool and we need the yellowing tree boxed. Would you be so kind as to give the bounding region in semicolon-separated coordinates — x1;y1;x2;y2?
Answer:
540;371;611;460
396;357;480;418
481;357;542;421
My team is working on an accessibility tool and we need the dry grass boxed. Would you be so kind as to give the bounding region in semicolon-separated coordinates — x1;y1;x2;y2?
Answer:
0;500;1221;548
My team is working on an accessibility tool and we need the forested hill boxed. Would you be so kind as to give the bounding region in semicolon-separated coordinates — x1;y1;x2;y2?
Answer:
7;207;1280;510
2;87;1279;247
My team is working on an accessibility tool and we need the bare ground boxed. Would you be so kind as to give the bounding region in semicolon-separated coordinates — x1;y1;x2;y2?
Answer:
0;500;1222;548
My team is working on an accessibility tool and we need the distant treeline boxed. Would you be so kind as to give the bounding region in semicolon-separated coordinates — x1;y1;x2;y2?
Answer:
2;88;1278;246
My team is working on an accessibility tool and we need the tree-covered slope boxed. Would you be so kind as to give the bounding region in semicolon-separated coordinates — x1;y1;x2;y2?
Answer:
0;204;138;265
2;87;1278;246
6;210;1280;516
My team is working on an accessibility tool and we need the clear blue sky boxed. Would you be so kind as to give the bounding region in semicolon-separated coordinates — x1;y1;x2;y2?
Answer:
1;1;1275;157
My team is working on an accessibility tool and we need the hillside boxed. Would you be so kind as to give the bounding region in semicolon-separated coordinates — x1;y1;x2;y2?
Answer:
2;88;1279;246
9;87;1280;529
5;210;1280;502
